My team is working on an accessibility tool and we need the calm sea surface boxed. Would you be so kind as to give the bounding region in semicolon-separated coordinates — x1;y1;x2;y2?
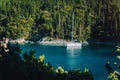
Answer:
20;43;118;80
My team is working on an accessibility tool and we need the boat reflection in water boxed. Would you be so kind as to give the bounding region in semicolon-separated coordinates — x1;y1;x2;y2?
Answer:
66;46;82;58
66;46;82;68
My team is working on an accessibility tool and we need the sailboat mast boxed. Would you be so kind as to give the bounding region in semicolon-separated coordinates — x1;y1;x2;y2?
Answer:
72;12;74;42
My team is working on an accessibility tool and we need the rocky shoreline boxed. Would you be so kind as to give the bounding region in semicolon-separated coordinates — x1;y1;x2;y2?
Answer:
37;40;67;46
9;38;27;43
6;37;120;46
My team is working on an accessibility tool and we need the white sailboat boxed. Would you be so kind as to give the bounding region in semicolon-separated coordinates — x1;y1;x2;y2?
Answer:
67;12;82;47
67;42;82;47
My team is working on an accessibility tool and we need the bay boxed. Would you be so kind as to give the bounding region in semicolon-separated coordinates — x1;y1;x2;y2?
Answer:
20;43;118;80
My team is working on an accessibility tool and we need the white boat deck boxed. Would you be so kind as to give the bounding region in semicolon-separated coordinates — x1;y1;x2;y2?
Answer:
67;42;82;47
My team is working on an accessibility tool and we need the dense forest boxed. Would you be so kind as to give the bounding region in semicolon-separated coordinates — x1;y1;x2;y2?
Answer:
0;0;120;42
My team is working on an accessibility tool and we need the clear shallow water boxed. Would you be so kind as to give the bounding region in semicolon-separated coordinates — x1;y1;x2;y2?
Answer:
20;43;118;80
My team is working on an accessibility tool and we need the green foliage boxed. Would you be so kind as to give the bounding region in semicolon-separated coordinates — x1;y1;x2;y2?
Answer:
91;0;120;42
0;0;119;42
116;46;120;52
108;71;120;80
106;46;120;80
0;26;5;38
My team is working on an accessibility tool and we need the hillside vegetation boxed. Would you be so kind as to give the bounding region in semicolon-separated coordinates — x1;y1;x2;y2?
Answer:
0;0;120;42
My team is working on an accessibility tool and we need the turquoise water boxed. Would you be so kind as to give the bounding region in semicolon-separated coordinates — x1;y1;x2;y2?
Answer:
20;43;117;80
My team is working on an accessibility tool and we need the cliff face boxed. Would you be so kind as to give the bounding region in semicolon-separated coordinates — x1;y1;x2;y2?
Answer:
0;38;9;57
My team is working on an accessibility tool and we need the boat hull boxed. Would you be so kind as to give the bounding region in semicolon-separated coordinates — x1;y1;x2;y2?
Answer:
67;42;82;47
